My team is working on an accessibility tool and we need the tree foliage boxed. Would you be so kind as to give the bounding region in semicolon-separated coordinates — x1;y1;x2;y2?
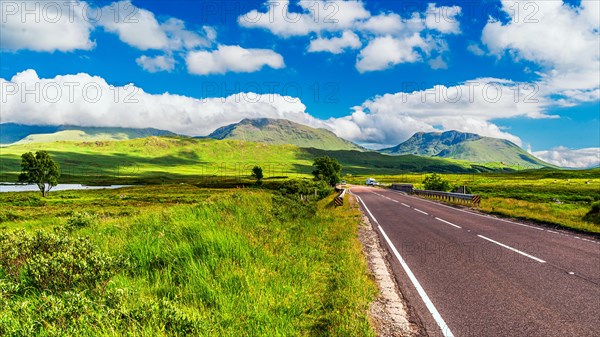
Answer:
422;173;451;191
251;166;263;184
312;156;342;187
18;151;60;197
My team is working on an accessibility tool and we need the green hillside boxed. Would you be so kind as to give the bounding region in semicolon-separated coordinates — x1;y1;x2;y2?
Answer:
380;130;552;168
208;118;364;151
0;136;507;184
0;123;175;145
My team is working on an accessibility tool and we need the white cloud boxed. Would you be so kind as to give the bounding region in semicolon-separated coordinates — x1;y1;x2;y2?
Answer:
186;45;285;75
0;0;95;52
238;0;370;37
356;35;426;72
533;147;600;168
323;78;552;146
98;1;168;50
424;3;462;34
482;0;600;104
136;55;176;73
308;31;361;54
467;42;485;56
428;55;448;70
239;1;462;72
0;69;318;136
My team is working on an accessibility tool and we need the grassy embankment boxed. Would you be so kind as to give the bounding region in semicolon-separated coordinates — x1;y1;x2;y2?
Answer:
0;185;377;336
350;170;600;233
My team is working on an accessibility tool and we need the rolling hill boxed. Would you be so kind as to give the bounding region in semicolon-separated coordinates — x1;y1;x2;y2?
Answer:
0;136;512;184
207;118;364;151
380;131;553;168
0;123;176;145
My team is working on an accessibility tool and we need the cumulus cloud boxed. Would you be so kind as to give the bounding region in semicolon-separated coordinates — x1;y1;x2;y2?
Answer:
136;55;176;73
0;69;317;136
308;31;361;54
424;3;462;34
322;78;553;146
186;45;285;75
533;147;600;168
356;35;426;72
482;0;600;104
1;70;562;151
0;0;95;52
239;1;461;72
238;0;370;37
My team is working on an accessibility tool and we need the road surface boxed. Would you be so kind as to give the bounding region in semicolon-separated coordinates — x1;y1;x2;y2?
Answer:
352;186;600;337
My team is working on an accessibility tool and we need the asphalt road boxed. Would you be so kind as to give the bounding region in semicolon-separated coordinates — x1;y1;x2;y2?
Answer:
351;186;600;337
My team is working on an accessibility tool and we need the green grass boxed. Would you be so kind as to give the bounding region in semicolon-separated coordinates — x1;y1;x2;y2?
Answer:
0;136;513;185
0;186;377;336
347;170;600;233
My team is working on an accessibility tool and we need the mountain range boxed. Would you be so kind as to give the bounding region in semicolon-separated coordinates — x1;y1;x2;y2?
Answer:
1;120;553;168
379;130;551;168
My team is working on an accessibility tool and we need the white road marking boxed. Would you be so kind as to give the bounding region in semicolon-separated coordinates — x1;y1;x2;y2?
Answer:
401;203;410;207
356;195;455;337
414;208;428;215
477;235;546;263
435;217;462;229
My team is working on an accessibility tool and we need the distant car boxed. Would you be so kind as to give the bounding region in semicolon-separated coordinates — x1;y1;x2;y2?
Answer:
366;178;378;186
341;180;347;185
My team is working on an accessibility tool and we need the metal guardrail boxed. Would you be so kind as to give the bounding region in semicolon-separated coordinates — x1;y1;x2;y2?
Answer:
413;189;481;207
334;188;346;206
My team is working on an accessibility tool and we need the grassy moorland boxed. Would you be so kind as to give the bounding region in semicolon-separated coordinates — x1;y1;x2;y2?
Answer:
0;184;377;336
0;136;512;185
351;169;600;233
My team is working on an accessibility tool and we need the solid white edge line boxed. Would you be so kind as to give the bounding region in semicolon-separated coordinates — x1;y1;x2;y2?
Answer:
356;195;455;337
414;208;428;215
477;235;546;263
435;217;462;229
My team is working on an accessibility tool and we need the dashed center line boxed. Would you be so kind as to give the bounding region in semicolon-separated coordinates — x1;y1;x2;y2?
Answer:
414;208;428;215
478;235;546;263
435;217;462;229
401;203;410;207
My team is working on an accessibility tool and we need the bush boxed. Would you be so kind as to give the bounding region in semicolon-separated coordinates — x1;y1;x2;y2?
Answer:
278;179;332;200
583;201;600;224
0;230;123;293
423;173;451;191
66;211;97;230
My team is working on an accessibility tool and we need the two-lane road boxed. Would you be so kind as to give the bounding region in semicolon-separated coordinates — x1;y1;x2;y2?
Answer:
352;186;600;337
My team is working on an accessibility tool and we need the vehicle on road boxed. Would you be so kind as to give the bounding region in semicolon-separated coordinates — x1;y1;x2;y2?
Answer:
366;178;378;186
341;180;346;185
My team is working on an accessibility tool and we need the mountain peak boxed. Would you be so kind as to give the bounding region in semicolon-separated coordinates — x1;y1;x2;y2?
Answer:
208;118;363;151
380;130;551;167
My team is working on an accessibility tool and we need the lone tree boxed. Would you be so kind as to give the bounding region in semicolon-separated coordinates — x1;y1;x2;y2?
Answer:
422;173;450;191
18;151;60;197
251;166;263;184
312;156;342;187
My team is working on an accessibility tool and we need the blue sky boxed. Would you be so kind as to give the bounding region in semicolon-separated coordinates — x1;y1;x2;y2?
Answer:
1;0;599;167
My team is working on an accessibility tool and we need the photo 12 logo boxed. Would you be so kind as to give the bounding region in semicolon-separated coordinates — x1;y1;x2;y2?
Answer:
1;1;140;24
1;81;139;104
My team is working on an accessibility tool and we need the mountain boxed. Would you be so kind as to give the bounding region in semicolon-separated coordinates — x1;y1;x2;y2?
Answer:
207;118;364;151
380;130;553;168
0;123;176;145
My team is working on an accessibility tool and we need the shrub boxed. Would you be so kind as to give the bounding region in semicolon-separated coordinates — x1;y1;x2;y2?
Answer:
66;211;97;230
423;173;451;191
0;230;123;293
278;179;332;200
583;201;600;224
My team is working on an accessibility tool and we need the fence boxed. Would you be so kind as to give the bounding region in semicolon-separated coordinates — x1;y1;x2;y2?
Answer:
412;189;481;207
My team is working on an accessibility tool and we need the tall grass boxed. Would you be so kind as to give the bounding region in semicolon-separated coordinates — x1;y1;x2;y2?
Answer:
0;188;376;336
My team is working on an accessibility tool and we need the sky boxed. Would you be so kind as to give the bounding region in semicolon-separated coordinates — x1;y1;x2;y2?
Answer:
0;0;599;168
